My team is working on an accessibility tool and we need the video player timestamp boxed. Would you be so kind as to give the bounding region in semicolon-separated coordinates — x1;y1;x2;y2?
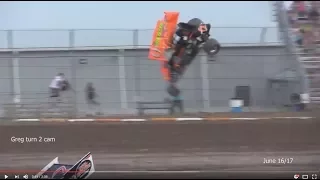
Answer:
11;136;56;143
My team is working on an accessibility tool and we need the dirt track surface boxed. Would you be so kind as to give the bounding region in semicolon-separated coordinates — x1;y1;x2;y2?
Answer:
0;117;320;178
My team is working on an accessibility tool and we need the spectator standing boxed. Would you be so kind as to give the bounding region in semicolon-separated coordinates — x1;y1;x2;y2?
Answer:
295;28;305;46
49;73;65;100
287;1;320;48
296;1;307;20
48;73;71;106
85;82;101;116
85;82;99;105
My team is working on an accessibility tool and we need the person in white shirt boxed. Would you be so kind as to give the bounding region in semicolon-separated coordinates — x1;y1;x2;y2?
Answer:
49;73;65;98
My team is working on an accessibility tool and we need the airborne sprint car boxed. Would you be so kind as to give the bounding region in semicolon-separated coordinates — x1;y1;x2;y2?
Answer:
34;152;95;179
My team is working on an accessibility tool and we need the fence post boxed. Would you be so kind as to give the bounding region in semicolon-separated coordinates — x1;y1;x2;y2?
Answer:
7;30;14;101
133;29;141;102
260;27;267;44
200;53;210;110
69;29;75;47
7;30;13;49
12;51;21;104
69;29;77;117
7;30;21;104
118;49;128;109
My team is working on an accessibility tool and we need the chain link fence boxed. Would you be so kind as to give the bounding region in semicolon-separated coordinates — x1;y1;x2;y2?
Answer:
0;27;305;119
0;27;280;49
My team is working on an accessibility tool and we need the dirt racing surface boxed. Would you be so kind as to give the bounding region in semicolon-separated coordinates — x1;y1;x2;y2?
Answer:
0;113;319;178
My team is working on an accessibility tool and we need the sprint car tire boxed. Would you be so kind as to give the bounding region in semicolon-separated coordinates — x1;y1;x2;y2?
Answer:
167;84;180;97
203;38;221;56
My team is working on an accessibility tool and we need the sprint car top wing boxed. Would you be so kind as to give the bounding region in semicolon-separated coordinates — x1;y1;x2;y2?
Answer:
36;152;95;179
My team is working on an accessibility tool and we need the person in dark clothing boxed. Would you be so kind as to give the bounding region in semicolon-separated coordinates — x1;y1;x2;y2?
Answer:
85;82;103;116
85;82;99;105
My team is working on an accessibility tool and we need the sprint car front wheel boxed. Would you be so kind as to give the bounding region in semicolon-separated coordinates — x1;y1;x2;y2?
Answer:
203;38;221;56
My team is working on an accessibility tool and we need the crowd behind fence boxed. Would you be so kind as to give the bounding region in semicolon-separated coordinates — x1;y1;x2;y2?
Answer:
0;27;299;118
0;27;281;49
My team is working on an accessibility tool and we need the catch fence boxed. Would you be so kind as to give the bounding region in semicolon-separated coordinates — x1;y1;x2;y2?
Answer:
0;27;301;118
